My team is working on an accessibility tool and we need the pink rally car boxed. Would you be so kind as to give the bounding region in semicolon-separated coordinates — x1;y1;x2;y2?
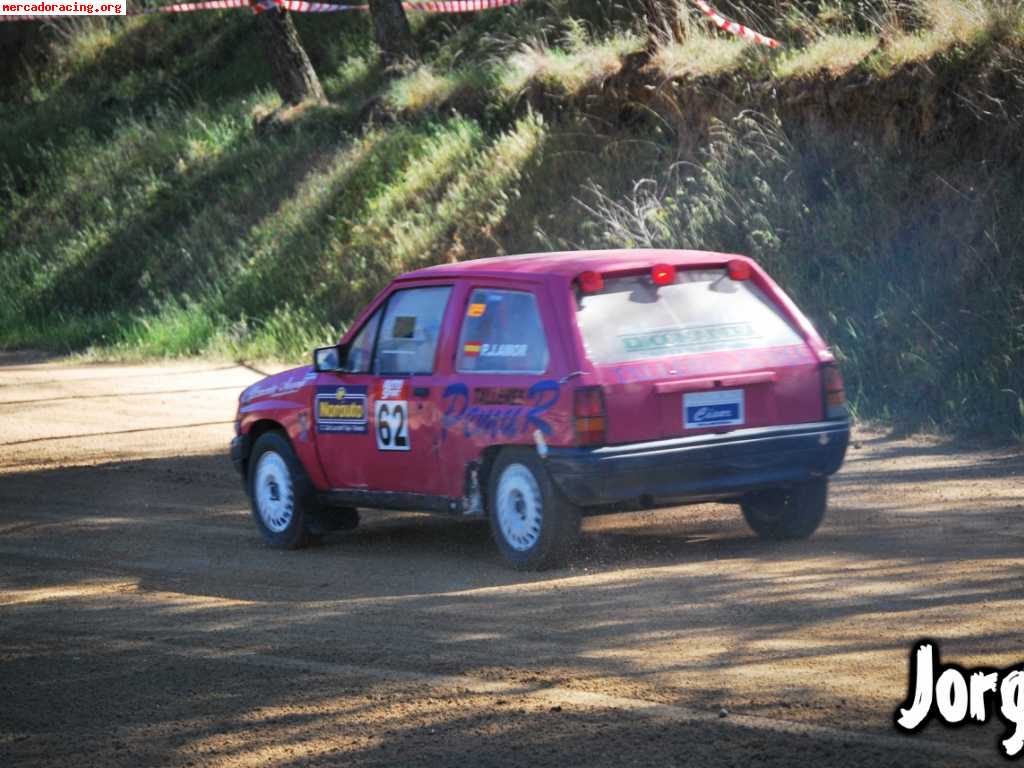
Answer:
231;249;849;570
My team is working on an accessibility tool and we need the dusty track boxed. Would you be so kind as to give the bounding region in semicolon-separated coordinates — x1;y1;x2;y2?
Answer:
1;352;1022;766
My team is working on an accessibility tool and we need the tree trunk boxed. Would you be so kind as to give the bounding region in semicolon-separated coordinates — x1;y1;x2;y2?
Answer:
368;0;416;67
644;0;685;52
256;8;325;106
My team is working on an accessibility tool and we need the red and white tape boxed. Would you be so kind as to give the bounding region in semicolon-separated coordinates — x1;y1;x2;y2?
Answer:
3;0;779;50
692;0;779;48
140;0;250;13
271;0;518;12
1;0;517;17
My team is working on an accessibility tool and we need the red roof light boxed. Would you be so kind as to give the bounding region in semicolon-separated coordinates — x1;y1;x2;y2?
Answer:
578;271;604;293
651;263;676;286
727;260;752;281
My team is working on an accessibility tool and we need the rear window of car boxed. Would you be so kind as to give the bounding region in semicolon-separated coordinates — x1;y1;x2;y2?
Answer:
456;288;550;374
575;269;804;365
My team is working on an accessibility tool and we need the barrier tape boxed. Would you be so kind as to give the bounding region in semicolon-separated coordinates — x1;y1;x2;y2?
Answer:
692;0;779;48
273;0;518;11
1;0;518;18
2;0;780;51
141;0;250;13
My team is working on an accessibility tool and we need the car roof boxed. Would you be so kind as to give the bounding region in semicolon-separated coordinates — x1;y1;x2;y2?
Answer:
396;249;746;282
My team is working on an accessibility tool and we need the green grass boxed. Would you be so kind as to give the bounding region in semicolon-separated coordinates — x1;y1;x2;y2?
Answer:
1;1;1023;439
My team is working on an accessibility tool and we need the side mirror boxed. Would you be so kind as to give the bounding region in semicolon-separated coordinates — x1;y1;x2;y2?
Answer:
313;345;342;372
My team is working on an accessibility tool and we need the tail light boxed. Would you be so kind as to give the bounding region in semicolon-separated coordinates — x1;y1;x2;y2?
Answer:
822;364;848;420
574;386;606;446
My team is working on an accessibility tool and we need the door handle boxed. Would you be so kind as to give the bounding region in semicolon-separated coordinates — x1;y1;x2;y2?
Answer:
413;386;430;398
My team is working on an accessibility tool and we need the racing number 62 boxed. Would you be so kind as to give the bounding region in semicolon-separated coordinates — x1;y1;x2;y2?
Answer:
375;400;410;451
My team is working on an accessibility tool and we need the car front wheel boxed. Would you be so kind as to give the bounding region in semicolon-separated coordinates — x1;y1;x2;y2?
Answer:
488;449;580;571
249;431;319;549
741;478;828;540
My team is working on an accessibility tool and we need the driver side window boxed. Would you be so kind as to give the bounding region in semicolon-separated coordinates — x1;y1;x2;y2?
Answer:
343;308;382;374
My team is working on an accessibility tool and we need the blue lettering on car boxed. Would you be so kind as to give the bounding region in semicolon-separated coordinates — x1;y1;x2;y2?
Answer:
442;380;559;440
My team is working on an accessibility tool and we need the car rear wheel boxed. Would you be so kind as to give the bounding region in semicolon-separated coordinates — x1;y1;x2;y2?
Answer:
741;478;828;540
488;449;580;571
249;431;320;549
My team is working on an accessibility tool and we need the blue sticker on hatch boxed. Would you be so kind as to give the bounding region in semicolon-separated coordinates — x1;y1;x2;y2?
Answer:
684;389;745;429
315;385;368;434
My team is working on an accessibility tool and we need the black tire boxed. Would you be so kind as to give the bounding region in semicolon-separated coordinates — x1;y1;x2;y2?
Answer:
487;448;580;571
248;431;320;549
741;478;828;540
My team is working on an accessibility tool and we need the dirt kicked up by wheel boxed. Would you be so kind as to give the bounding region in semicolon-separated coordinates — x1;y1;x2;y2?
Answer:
741;478;829;540
487;449;581;571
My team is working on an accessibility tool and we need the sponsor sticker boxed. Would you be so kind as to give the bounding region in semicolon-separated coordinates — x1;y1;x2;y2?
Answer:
473;387;527;406
314;385;368;434
378;378;408;400
463;342;482;357
683;388;744;429
467;302;487;318
620;322;758;356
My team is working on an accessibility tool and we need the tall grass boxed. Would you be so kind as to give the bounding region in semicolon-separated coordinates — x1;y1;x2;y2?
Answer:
581;111;1024;437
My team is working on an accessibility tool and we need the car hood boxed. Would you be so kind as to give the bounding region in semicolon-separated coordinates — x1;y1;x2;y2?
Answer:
239;366;317;404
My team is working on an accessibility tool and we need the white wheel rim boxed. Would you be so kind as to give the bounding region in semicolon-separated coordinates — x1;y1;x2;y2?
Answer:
496;463;543;552
255;451;294;533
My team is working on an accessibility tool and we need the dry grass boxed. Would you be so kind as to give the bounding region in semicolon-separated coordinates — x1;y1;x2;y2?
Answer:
883;0;1023;65
774;33;879;78
653;35;749;79
499;32;642;96
386;67;462;112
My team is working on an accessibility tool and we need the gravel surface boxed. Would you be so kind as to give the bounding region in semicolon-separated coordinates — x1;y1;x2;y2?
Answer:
1;352;1022;766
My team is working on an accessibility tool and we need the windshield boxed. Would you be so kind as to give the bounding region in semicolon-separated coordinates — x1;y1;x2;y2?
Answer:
575;269;804;365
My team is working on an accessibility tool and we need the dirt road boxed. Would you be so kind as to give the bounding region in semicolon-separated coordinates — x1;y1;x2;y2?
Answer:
1;353;1022;766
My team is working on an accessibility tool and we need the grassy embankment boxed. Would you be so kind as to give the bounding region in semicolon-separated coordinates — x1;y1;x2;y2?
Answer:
1;0;1022;437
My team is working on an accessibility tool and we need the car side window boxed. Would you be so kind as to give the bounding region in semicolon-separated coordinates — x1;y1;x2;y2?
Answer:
456;288;550;374
343;307;382;374
373;286;452;375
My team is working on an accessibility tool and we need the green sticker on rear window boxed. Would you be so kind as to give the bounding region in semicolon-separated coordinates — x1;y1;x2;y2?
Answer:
620;322;758;355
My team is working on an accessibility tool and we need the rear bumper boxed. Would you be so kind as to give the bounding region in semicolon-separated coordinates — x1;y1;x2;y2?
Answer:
545;421;849;508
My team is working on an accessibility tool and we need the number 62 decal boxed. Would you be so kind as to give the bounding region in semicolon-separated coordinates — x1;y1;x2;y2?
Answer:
375;400;410;451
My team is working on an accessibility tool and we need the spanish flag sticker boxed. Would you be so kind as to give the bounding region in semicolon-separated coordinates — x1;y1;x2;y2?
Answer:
467;303;486;318
463;342;482;357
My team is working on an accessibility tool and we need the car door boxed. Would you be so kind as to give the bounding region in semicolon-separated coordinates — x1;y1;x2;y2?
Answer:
360;283;455;497
313;304;383;490
439;283;570;487
315;284;455;496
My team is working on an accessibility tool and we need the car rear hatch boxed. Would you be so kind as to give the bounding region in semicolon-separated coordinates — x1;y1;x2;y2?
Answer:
571;259;828;445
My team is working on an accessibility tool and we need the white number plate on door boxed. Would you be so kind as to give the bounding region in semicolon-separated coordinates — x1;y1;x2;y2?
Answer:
375;400;410;451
